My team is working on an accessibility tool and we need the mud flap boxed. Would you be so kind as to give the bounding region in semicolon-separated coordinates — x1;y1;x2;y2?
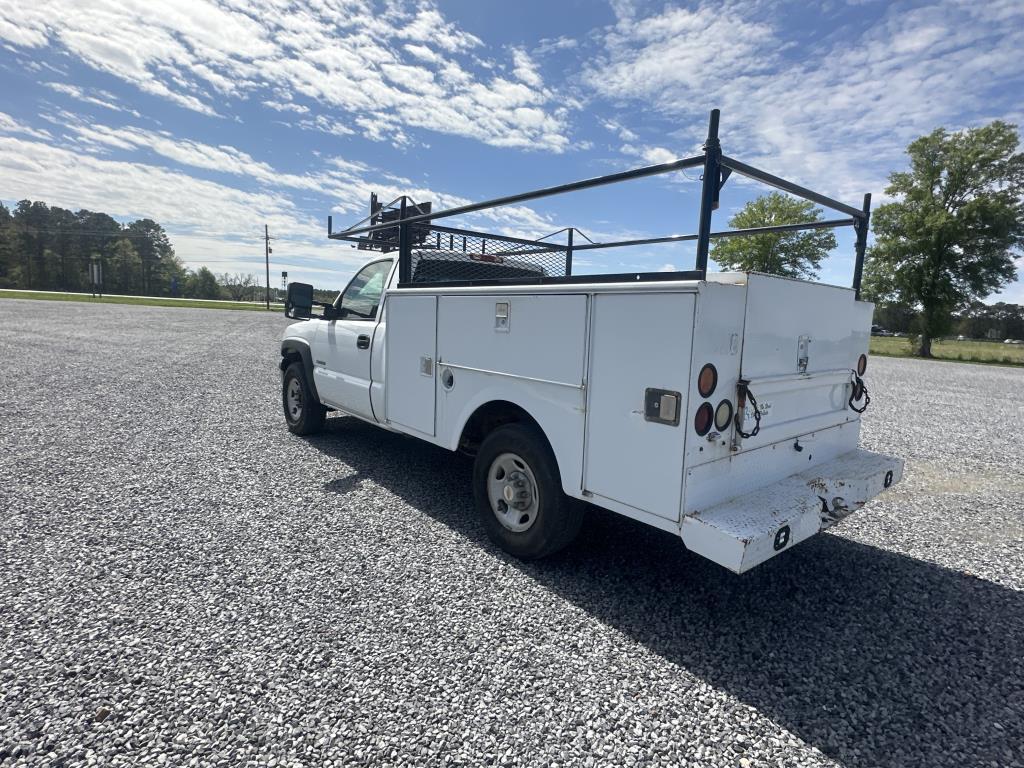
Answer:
681;448;904;573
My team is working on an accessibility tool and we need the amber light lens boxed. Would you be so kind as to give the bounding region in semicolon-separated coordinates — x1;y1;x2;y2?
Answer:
697;363;718;398
694;402;714;436
857;354;867;376
714;399;734;431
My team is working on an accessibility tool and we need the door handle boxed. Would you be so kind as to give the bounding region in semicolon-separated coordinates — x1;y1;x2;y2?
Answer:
356;334;371;349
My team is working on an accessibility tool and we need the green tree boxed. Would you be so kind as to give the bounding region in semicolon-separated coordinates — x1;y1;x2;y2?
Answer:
863;121;1024;356
108;238;142;294
185;266;221;299
126;219;174;295
873;302;918;334
163;253;189;297
0;202;17;288
710;192;837;278
75;210;123;291
48;206;79;291
14;200;51;289
955;301;1024;341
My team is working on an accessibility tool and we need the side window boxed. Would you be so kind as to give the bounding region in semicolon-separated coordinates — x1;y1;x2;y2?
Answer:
338;260;392;320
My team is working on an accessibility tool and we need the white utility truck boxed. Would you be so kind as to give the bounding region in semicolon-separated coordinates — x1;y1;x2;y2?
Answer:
280;110;903;573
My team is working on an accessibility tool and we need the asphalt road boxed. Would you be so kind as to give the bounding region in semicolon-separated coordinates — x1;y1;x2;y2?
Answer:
1;299;1022;768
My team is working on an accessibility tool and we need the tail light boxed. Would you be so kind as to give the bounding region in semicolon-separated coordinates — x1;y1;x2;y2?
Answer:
697;363;717;398
857;354;867;376
694;402;714;436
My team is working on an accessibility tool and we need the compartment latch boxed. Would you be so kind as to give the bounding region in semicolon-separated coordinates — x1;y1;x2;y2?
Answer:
797;335;811;372
644;388;681;426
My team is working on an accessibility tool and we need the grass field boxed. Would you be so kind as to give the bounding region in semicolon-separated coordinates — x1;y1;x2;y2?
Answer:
870;335;1024;366
0;290;280;312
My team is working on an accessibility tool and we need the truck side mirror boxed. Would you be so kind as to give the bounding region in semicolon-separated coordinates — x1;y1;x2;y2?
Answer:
285;282;314;319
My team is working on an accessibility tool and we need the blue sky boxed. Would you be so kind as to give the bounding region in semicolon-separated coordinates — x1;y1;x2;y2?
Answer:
1;0;1022;298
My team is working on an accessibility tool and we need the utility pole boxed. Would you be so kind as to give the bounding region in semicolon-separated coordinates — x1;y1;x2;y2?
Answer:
264;224;271;309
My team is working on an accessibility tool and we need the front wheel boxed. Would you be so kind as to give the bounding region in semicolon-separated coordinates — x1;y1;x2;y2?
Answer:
282;361;325;435
473;424;584;559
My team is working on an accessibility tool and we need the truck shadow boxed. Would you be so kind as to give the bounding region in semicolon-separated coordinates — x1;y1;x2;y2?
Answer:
310;416;1023;768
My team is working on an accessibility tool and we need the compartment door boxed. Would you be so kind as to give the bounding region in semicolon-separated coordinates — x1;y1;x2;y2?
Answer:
583;293;695;521
385;294;437;436
734;274;871;450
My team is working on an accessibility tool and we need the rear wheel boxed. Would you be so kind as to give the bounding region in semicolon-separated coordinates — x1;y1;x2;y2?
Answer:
282;361;325;435
473;423;584;559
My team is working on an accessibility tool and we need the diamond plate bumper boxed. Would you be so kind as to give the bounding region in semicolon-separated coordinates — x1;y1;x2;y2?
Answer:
681;448;904;573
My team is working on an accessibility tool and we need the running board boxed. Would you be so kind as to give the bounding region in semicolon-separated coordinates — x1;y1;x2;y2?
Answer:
681;448;904;573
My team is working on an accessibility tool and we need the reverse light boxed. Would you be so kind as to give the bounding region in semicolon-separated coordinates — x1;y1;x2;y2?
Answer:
714;399;733;431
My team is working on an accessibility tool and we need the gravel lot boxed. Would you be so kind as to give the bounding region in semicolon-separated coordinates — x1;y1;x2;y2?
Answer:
1;298;1022;768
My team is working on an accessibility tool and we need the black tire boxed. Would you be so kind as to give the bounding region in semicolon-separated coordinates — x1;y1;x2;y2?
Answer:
282;361;325;435
473;423;584;559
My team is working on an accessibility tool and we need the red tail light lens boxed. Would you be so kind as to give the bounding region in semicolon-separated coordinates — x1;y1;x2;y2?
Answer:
694;402;714;436
857;354;867;376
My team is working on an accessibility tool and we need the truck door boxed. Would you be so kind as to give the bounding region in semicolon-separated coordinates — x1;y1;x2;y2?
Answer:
584;292;695;521
314;259;392;420
384;293;437;436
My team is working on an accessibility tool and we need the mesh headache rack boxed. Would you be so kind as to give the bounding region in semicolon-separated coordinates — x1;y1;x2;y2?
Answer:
328;109;873;296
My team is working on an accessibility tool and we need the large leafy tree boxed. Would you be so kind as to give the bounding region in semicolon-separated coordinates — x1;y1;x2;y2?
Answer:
863;121;1024;356
107;238;142;294
711;192;837;278
14;200;50;289
0;202;17;288
186;266;222;300
126;218;174;295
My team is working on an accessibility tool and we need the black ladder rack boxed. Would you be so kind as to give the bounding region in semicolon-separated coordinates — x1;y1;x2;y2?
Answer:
327;109;871;298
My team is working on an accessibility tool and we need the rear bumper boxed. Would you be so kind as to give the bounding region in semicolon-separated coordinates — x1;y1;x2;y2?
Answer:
681;448;903;573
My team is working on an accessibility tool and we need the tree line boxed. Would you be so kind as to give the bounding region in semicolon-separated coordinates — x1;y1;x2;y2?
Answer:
711;121;1024;356
0;200;264;301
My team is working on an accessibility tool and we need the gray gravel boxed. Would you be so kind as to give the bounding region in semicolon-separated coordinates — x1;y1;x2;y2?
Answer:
1;298;1022;768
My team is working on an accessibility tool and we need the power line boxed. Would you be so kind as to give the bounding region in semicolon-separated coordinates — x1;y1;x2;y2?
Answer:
1;227;263;244
0;229;176;239
10;253;314;270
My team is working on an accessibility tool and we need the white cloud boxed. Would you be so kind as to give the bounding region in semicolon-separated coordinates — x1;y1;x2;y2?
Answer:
0;105;561;285
403;44;441;64
533;36;578;55
585;0;1024;202
0;0;572;152
620;143;679;166
44;82;142;117
0;133;313;237
511;48;543;88
261;99;309;114
0;131;402;286
0;111;53;140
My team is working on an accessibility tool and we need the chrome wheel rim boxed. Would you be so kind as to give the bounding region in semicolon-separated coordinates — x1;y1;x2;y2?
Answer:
286;377;303;422
486;452;539;533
